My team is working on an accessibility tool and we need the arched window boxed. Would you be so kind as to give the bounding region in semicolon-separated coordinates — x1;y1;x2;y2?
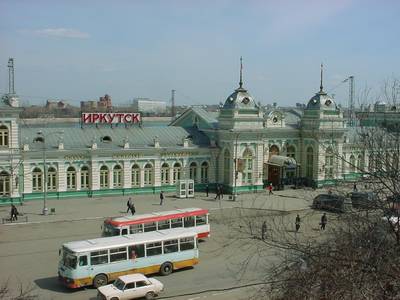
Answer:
66;166;76;190
325;148;334;179
242;149;253;184
0;171;10;196
161;163;170;185
357;155;364;172
32;167;43;192
113;165;123;188
269;145;280;159
81;166;90;189
0;125;9;147
47;167;57;191
306;147;313;178
144;164;153;186
223;149;231;184
131;164;140;187
189;162;197;183
173;162;182;184
100;165;109;189
201;162;209;183
286;145;296;159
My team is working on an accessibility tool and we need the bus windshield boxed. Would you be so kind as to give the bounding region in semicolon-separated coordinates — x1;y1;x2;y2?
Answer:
103;223;120;237
113;279;125;290
62;250;77;269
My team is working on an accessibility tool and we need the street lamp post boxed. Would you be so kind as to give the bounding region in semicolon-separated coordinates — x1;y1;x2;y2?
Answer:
230;130;239;201
37;130;63;215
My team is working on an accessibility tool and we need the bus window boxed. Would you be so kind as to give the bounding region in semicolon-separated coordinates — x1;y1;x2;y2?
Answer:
163;239;179;254
110;247;128;263
146;242;162;256
171;218;183;228
63;251;77;269
103;223;120;237
128;244;145;259
79;255;87;266
195;215;207;226
121;228;128;235
157;220;170;230
180;237;195;251
144;222;157;232
91;250;108;265
184;216;195;227
129;224;143;234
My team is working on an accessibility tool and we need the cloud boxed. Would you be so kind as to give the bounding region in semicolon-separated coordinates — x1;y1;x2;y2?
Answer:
30;28;90;39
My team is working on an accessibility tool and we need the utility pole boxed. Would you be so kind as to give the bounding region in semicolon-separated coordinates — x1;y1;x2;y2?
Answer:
171;89;176;118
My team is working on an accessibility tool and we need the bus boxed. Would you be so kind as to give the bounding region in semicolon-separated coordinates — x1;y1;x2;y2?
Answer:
102;208;210;239
58;228;199;289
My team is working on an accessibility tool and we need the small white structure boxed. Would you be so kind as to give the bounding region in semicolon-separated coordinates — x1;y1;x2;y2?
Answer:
176;179;194;198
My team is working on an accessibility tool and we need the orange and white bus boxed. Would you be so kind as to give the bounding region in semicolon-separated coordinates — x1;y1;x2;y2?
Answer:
102;208;210;239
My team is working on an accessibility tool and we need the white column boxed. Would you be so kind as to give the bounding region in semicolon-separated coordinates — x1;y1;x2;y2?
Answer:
123;161;131;189
58;163;67;192
140;166;145;187
153;159;161;187
109;165;114;189
91;160;100;191
76;169;81;191
23;163;32;194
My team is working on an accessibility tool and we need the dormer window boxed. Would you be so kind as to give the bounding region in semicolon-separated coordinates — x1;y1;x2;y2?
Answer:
242;97;250;104
101;136;112;143
272;117;278;123
33;137;44;143
325;99;332;106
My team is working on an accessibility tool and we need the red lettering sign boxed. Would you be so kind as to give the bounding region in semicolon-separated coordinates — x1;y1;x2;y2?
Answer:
81;113;141;124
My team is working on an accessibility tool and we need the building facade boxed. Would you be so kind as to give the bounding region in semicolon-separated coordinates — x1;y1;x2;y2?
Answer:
1;67;397;204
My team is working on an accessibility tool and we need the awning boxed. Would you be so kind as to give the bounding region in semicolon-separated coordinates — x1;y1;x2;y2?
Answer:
268;155;298;169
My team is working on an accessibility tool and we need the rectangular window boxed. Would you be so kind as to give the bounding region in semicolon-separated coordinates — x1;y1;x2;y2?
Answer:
129;224;143;234
184;216;195;227
128;244;145;259
143;222;157;232
110;247;127;263
180;237;195;251
157;220;170;230
163;239;179;254
195;215;207;226
90;250;108;265
79;256;88;266
171;218;183;228
146;242;162;256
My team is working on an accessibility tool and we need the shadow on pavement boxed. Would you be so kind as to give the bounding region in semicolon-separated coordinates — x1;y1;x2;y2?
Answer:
34;277;85;294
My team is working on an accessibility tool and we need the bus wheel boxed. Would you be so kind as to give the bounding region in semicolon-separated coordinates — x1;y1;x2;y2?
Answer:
93;274;108;288
160;262;173;276
145;291;156;300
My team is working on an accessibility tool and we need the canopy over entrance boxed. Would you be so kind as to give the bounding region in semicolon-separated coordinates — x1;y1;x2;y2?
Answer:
268;155;297;169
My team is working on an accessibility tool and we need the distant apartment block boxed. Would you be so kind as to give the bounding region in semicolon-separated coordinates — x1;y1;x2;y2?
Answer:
132;98;167;114
81;94;112;110
46;100;68;109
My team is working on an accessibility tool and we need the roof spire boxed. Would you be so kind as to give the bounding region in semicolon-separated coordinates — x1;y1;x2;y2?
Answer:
239;56;243;89
320;63;323;92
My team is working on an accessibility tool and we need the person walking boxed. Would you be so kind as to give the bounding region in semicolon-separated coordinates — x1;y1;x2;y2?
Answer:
205;184;209;197
295;214;301;232
10;204;18;221
220;185;224;199
261;221;267;240
159;191;164;205
126;197;132;213
353;183;357;192
268;183;273;195
320;213;327;230
214;186;220;200
130;202;136;215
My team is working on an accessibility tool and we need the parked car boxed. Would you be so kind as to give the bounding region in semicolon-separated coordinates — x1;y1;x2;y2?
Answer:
349;192;378;209
312;194;346;212
97;274;163;300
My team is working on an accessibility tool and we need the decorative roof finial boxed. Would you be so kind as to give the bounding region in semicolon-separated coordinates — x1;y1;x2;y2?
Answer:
320;63;324;92
239;56;243;89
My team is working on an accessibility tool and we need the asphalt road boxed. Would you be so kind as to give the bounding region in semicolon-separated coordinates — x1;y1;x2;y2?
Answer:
0;208;285;300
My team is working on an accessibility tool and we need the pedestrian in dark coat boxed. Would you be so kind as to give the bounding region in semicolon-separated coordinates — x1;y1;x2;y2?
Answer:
130;203;136;215
127;197;132;213
261;221;267;240
353;183;357;192
159;191;164;205
295;214;301;232
220;185;224;199
214;186;220;200
320;213;327;230
10;204;18;221
205;184;209;197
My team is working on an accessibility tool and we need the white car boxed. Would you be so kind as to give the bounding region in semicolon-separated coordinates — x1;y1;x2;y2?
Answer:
97;273;164;300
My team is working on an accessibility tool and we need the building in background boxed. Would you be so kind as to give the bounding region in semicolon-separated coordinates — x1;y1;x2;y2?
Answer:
132;98;167;114
81;94;112;110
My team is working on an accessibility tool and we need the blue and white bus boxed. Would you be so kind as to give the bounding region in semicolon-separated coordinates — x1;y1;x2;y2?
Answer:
58;228;199;288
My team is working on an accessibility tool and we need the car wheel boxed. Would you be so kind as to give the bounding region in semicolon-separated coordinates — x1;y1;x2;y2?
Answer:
145;291;156;300
93;274;108;288
110;298;119;300
160;262;173;276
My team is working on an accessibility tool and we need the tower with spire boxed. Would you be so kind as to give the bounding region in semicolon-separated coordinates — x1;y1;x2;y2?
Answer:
217;57;263;130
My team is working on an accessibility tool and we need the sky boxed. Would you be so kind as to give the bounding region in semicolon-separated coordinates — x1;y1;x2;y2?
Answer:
0;0;399;107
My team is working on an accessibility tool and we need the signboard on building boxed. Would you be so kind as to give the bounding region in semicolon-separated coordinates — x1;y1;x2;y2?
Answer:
81;112;141;124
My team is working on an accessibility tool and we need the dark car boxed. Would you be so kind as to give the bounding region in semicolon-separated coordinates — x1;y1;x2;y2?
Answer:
312;194;346;212
350;192;378;209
